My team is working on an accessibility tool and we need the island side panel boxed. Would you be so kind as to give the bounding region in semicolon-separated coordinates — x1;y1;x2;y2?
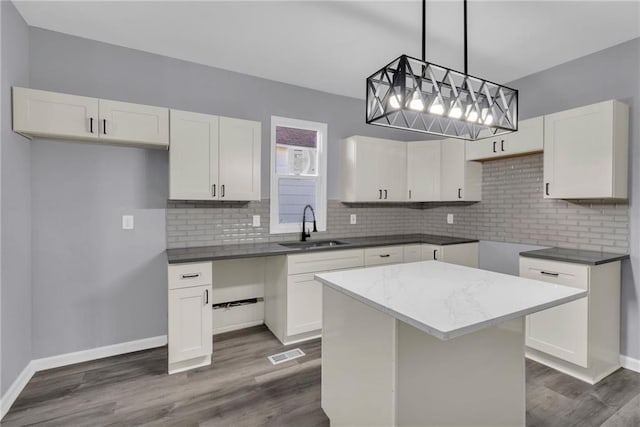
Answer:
395;318;526;427
322;286;396;426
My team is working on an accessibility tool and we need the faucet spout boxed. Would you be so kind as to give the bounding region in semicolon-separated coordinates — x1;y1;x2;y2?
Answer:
301;204;318;242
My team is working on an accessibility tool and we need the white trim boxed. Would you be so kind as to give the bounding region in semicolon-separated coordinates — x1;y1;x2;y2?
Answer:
0;361;36;420
269;115;328;234
0;335;166;420
620;354;640;373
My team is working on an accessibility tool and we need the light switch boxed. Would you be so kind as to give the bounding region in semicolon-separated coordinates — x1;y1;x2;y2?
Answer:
252;215;261;227
122;215;134;230
350;214;357;225
447;214;454;224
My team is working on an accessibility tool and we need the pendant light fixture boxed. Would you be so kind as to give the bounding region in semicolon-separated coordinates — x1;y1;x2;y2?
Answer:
365;0;518;140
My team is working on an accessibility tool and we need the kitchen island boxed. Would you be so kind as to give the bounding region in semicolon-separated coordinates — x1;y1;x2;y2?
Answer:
315;261;587;427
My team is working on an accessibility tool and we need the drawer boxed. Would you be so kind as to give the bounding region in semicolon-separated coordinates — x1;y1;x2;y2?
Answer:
168;262;213;290
403;244;422;263
364;245;404;266
287;249;364;275
519;257;589;291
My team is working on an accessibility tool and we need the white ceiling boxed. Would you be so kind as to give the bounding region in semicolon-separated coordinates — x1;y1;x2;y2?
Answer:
13;1;640;99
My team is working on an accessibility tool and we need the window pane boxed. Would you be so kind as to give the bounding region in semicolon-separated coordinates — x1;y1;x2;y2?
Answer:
278;178;316;224
275;126;318;176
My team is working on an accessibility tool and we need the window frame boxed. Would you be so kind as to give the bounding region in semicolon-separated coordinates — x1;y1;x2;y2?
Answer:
270;116;328;234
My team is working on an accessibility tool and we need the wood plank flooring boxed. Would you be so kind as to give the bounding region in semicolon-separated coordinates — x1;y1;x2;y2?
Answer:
4;325;640;426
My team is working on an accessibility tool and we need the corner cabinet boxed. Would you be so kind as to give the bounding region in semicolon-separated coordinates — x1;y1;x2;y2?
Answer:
421;242;478;268
341;136;407;202
12;87;169;149
168;262;213;374
169;110;261;201
543;100;629;199
466;116;544;161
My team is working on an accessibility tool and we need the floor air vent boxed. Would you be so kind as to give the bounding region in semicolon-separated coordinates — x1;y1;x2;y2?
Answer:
267;348;305;365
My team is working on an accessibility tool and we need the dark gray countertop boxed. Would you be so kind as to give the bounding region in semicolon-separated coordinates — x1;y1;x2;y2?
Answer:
519;247;629;265
166;234;478;264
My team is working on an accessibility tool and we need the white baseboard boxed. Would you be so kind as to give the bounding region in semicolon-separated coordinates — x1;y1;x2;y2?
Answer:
620;354;640;373
1;335;166;421
0;361;36;421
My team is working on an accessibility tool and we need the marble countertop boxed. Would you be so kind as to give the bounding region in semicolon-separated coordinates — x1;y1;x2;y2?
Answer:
520;247;629;265
166;234;478;264
315;261;587;341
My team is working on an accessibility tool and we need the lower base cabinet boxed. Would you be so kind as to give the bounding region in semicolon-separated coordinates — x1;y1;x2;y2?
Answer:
421;242;479;268
168;262;213;374
520;257;621;384
287;273;323;336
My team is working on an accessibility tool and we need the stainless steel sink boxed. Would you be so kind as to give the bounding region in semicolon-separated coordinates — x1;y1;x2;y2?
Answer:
278;240;351;249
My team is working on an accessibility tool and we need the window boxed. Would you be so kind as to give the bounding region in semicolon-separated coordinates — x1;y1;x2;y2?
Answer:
270;116;327;234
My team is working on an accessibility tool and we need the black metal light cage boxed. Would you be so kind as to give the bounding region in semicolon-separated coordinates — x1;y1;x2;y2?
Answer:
365;0;518;141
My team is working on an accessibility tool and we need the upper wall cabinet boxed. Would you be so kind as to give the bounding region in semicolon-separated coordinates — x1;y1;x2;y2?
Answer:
466;116;544;161
169;110;261;201
12;87;169;149
341;136;407;202
440;139;482;202
544;100;628;199
407;141;441;201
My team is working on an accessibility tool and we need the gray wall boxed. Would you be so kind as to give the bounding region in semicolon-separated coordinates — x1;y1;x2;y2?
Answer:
1;0;31;394
507;38;640;360
27;27;421;359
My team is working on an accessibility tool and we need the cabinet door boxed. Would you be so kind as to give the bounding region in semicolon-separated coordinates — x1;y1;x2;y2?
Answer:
12;87;99;141
169;110;219;200
465;138;499;161
352;138;386;201
99;99;169;148
440;139;466;201
403;244;423;263
364;246;404;266
441;243;478;268
520;258;589;367
168;285;213;363
544;101;618;199
506;116;543;156
287;273;322;336
421;244;442;261
381;141;408;201
218;117;261;201
407;141;441;201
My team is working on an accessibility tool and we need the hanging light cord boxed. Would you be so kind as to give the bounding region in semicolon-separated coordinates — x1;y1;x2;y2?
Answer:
422;0;468;73
421;0;426;62
463;0;468;74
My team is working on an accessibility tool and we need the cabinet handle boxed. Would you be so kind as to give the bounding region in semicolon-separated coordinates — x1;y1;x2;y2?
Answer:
204;289;209;305
89;117;94;134
221;185;225;198
458;188;462;199
384;189;388;199
540;271;559;277
545;183;550;196
212;184;216;197
500;140;505;152
492;141;497;153
409;190;412;200
103;119;107;135
433;249;438;260
379;254;390;258
378;189;382;199
181;273;201;279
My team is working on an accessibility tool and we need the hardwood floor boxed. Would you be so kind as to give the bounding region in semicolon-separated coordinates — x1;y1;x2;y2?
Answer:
4;325;640;426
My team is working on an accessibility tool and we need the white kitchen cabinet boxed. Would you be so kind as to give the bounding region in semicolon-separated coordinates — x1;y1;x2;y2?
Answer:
440;139;482;201
421;242;478;268
407;141;441;201
287;273;323;336
169;111;261;201
168;261;213;374
12;87;169;149
465;116;543;161
403;244;422;263
543;100;628;199
12;87;99;141
364;246;404;266
520;257;621;384
341;136;407;202
98;99;169;148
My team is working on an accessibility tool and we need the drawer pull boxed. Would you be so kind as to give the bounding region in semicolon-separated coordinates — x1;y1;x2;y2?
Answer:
379;254;390;258
181;273;201;279
433;249;438;260
540;271;559;277
204;289;209;305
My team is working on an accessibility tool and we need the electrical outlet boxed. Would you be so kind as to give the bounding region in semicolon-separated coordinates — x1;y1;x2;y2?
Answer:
350;214;357;225
447;214;454;224
122;215;134;230
252;215;261;227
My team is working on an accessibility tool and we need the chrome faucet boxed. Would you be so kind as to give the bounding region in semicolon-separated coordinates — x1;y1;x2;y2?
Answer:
301;204;318;242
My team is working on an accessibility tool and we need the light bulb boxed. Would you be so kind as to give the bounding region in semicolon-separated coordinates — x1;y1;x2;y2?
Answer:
409;92;424;111
448;105;463;119
481;108;494;125
389;94;402;109
429;99;444;115
465;105;479;122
